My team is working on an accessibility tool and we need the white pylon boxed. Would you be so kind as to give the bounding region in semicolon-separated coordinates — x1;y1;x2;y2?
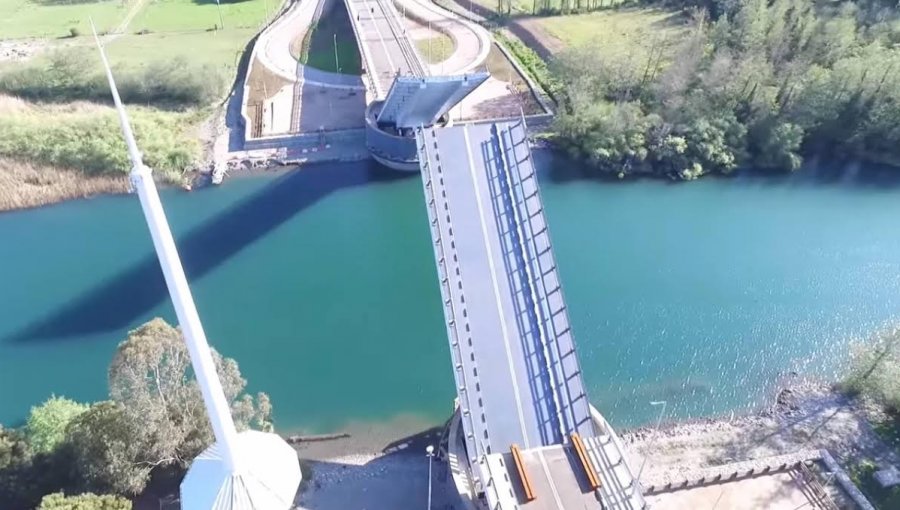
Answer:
91;21;301;510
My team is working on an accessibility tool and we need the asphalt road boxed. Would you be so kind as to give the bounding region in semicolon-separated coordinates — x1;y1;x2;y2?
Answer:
346;0;425;96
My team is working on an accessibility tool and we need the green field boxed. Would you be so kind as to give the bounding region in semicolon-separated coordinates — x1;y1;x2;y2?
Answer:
467;0;630;17
0;0;275;198
1;0;282;72
301;3;361;75
414;33;454;64
131;0;275;33
0;0;128;39
104;28;256;70
534;7;687;53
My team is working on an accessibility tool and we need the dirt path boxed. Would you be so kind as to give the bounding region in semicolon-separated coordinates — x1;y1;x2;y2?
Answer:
106;0;150;41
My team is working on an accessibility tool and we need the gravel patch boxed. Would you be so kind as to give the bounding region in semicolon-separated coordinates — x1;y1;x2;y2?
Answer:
622;379;900;484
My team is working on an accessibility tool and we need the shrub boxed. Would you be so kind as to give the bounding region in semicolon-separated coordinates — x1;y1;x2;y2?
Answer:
493;32;558;99
38;492;132;510
0;49;225;107
0;425;74;510
843;325;900;414
69;28;80;38
0;106;199;182
26;396;89;455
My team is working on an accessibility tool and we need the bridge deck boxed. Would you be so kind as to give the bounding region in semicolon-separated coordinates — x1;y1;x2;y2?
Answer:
345;0;425;97
417;121;594;465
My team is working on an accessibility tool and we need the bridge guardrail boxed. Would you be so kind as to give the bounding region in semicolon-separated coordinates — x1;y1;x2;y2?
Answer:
497;118;591;436
417;126;491;467
378;0;427;76
485;121;566;444
344;0;382;96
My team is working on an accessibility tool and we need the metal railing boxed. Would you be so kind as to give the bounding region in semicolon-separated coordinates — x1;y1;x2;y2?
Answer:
488;121;568;444
497;117;591;435
378;0;427;76
417;125;490;467
343;0;383;95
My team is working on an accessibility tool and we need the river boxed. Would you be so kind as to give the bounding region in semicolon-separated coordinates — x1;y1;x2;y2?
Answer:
1;154;899;432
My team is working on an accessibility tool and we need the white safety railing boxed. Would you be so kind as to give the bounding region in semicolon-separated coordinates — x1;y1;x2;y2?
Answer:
487;121;568;444
497;117;592;436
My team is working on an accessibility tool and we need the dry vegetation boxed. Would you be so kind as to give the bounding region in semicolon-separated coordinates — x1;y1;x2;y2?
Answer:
0;94;198;211
0;158;128;212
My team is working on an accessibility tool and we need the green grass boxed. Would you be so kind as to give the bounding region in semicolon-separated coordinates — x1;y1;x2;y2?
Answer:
414;34;455;64
0;0;128;39
872;414;900;451
130;0;277;33
301;3;361;75
0;101;202;182
467;0;630;17
849;460;900;510
534;7;688;53
495;31;554;95
104;28;255;71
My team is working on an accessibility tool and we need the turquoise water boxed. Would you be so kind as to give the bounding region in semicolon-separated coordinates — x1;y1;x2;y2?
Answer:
1;155;899;431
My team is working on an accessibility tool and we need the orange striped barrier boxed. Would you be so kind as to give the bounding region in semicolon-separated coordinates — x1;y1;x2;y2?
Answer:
510;443;536;501
571;433;602;490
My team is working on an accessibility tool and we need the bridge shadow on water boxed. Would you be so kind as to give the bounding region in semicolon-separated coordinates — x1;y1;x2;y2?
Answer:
7;161;411;344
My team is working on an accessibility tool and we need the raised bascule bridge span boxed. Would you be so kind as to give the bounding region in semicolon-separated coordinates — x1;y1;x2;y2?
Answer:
248;0;646;506
418;119;646;510
338;0;647;507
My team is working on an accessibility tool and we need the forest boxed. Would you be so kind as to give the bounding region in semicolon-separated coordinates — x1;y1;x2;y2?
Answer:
550;0;900;179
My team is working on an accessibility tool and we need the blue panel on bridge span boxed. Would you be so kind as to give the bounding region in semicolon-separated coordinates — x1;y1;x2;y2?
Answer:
417;121;593;462
378;73;488;129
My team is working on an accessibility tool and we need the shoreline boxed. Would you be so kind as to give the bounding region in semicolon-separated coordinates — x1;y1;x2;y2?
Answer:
6;143;900;214
286;379;897;508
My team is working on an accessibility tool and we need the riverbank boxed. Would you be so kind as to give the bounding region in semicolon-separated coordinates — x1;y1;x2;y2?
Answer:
0;158;129;212
625;379;898;506
286;380;897;508
287;414;461;510
625;380;889;467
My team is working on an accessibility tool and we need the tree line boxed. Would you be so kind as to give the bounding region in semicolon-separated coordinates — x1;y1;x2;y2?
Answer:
551;0;900;179
0;319;273;509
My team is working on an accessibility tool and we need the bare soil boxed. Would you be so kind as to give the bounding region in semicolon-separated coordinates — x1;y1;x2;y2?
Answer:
0;39;48;64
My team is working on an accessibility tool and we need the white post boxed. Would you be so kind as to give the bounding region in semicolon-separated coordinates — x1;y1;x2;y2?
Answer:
93;24;240;472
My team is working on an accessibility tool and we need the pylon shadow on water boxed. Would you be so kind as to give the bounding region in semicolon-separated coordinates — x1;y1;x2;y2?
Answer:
7;161;411;344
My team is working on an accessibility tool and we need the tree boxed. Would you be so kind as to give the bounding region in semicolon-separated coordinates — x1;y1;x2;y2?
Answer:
26;396;89;454
66;402;149;496
0;426;29;471
809;11;858;65
107;318;272;472
38;492;131;510
0;426;32;509
1;425;73;510
749;117;804;170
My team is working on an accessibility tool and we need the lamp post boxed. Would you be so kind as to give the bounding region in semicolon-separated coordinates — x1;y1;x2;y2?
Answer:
635;400;667;491
426;444;435;510
333;33;340;73
215;0;225;31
